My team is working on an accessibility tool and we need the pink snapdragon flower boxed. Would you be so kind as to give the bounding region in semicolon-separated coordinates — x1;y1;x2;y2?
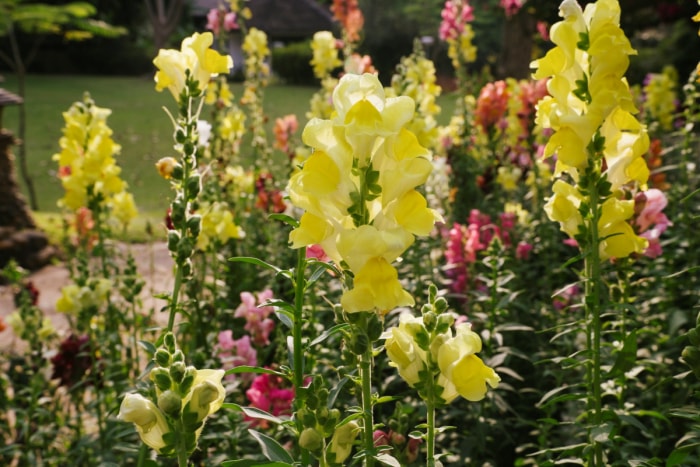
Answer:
475;80;510;132
500;0;524;18
206;7;238;36
273;114;298;154
439;0;474;41
217;331;258;381
246;373;294;426
634;189;671;258
234;289;276;346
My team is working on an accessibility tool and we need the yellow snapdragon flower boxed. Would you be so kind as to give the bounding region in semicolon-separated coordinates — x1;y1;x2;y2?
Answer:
288;73;441;314
154;31;232;101
311;31;342;79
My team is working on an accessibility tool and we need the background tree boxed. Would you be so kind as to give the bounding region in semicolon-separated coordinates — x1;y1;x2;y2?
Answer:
0;0;126;210
145;0;186;54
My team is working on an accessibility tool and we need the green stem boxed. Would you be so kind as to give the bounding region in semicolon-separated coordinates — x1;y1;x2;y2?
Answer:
426;399;436;467
360;345;375;467
293;246;311;467
167;265;184;333
586;180;603;467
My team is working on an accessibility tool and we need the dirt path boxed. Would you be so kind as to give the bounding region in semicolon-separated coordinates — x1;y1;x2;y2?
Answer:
0;242;175;353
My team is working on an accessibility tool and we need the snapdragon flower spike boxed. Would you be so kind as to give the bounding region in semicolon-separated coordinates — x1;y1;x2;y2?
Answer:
533;0;650;259
288;73;442;314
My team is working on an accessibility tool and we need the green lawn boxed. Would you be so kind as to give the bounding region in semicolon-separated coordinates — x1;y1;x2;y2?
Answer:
2;74;457;222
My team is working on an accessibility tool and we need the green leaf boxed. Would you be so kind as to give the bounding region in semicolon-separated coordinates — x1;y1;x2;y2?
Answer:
229;256;281;273
224;366;288;378
309;323;350;347
275;309;294;329
376;453;401;467
666;449;689;467
608;330;637;377
268;213;299;228
248;429;295;463
138;339;156;356
224;403;287;425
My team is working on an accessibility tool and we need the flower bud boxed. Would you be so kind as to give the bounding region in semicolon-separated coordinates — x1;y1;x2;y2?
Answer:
157;390;182;417
118;393;170;453
167;230;180;252
328;421;359;463
150;367;172;391
155;348;171;368
299;427;323;452
170;361;186;384
180;367;197;394
156;157;179;180
163;332;176;353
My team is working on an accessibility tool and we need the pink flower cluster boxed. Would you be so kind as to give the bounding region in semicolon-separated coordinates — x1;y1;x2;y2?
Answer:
246;373;294;426
444;209;531;295
475;80;510;132
634;189;671;259
273;114;298;155
234;289;276;346
217;331;258;381
500;0;525;18
205;7;238;36
439;0;474;41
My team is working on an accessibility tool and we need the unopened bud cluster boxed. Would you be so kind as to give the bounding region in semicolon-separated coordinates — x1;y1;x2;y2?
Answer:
118;332;225;455
296;376;360;465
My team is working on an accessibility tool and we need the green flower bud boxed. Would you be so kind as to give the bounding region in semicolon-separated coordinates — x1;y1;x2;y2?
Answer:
171;163;184;181
187;215;201;237
434;297;448;313
167;230;180;252
170;361;186;384
157;390;182;417
175;128;187;144
423;311;437;332
186;174;201;198
180;367;197;395
150;367;172;392
154;349;171;368
183;140;195;157
688;328;700;347
436;314;454;334
328;421;359;463
367;315;384;342
299;427;323;452
163;333;176;353
172;350;185;363
177;237;194;262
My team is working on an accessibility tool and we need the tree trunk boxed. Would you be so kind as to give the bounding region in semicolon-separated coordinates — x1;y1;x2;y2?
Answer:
146;0;186;54
0;130;35;230
497;9;537;80
0;130;59;273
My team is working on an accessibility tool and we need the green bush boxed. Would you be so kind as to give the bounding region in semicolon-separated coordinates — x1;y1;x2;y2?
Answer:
271;40;316;86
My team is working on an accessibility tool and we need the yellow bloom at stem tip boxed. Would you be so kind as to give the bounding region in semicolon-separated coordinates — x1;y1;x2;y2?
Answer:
118;393;171;453
154;31;233;101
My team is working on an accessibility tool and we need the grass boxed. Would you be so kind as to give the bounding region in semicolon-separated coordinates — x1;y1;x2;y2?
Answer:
1;74;457;238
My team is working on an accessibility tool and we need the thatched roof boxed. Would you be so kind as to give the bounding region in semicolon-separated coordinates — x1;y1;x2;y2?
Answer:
192;0;336;39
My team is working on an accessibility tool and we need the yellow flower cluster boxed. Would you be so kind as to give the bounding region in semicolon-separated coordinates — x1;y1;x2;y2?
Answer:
56;278;112;316
533;0;650;259
242;27;270;83
385;314;499;404
153;31;232;102
196;201;245;250
288;73;442;314
311;31;342;79
389;45;442;150
53;95;138;225
642;66;678;131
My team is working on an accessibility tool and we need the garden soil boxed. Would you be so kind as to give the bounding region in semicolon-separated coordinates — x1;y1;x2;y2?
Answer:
0;242;175;353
